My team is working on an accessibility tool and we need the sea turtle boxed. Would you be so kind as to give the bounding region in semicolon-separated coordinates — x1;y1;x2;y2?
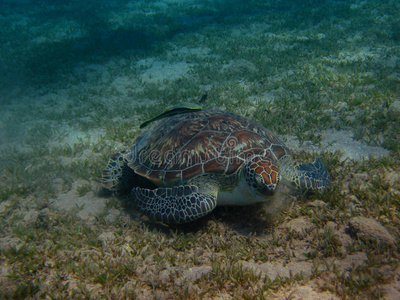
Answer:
101;109;330;224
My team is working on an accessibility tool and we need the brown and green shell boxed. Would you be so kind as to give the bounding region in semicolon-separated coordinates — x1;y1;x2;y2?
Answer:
127;110;290;187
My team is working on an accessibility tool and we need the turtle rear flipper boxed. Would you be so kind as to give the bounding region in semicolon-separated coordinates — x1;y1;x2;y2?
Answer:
295;158;330;192
132;183;218;224
102;151;156;191
101;151;134;191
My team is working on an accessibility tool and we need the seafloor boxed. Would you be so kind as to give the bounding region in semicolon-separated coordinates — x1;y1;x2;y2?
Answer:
0;0;399;299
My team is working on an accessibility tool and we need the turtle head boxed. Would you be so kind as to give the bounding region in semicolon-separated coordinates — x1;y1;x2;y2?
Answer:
242;156;280;196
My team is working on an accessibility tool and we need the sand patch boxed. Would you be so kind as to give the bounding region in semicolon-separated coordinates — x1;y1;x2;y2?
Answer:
138;59;191;82
285;129;390;161
52;181;107;222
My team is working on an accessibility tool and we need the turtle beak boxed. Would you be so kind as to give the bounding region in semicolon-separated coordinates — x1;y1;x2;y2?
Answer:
255;184;277;196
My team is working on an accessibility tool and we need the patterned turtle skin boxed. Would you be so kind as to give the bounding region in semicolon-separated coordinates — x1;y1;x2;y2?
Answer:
102;110;330;224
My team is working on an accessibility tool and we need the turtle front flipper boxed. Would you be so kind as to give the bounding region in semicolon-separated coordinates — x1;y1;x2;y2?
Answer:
132;181;218;224
278;156;330;192
294;157;330;192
